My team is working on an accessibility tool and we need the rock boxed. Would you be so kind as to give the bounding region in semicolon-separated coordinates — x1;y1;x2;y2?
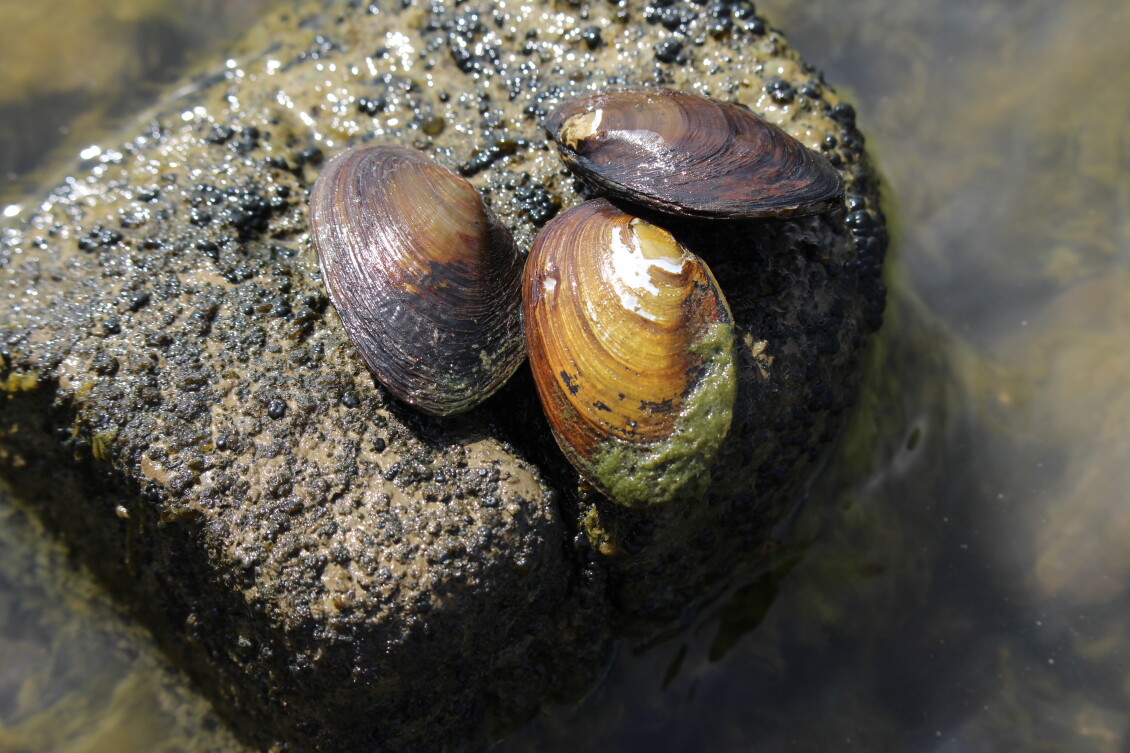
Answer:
0;0;886;750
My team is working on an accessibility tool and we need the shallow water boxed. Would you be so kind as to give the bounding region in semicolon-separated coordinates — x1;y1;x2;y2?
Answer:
0;0;278;207
2;0;1129;750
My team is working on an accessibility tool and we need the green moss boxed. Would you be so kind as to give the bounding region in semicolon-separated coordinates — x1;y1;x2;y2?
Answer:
588;322;737;507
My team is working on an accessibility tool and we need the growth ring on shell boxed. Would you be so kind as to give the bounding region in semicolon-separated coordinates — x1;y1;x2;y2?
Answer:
546;86;844;219
308;145;525;416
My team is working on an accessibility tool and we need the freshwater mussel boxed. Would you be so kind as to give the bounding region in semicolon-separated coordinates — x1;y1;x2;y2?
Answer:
308;145;525;416
309;86;844;506
522;199;737;507
545;86;844;219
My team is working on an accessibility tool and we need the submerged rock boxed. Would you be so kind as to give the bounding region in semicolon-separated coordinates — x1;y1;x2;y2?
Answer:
0;0;885;749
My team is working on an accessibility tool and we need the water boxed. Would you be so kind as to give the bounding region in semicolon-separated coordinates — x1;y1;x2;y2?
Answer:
0;0;277;205
2;0;1128;750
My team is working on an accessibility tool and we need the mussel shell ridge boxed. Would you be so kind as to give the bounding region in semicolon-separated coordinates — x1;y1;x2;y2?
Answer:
523;199;737;506
309;145;525;415
546;87;844;219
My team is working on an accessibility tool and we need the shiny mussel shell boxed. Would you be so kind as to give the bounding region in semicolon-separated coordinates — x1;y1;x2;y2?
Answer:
309;145;524;415
546;87;844;219
523;199;737;507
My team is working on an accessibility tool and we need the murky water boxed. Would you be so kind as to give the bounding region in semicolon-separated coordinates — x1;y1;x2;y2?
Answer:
0;0;277;205
2;0;1128;750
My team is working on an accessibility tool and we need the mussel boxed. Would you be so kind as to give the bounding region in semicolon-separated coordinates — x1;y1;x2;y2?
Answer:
523;199;737;507
546;87;844;219
308;145;525;415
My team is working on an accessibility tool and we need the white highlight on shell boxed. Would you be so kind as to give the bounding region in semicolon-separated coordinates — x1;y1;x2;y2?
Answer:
607;222;687;322
589;107;604;133
561;108;606;150
611;128;670;164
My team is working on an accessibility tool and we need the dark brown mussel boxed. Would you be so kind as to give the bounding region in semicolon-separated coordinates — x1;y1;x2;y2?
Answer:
309;145;524;416
523;199;737;507
546;87;844;219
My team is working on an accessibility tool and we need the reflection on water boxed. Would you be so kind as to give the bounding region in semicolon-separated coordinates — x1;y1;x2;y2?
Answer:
0;0;277;206
2;0;1128;750
0;497;241;752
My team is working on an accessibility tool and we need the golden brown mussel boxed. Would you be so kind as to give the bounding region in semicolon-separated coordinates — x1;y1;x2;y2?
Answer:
522;199;737;507
545;86;844;219
308;145;525;416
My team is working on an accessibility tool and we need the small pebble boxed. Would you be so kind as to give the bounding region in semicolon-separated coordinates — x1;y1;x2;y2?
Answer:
268;399;287;419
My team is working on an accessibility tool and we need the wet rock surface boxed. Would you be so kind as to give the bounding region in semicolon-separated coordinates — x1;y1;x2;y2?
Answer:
0;0;885;750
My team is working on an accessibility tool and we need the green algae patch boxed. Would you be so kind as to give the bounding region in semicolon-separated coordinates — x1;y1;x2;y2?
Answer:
589;322;737;507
